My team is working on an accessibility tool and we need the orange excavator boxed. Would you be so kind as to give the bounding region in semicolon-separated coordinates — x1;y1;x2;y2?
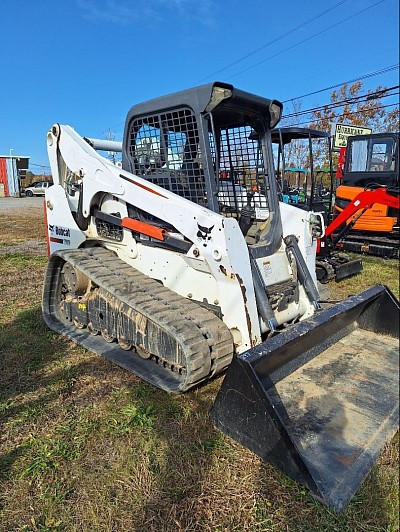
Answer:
334;132;399;258
319;185;400;264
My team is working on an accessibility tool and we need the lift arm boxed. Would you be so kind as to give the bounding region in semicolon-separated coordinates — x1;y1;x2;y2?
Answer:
326;187;399;243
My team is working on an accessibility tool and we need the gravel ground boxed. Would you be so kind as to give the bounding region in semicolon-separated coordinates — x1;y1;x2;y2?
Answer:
0;196;44;214
0;197;47;255
0;238;47;256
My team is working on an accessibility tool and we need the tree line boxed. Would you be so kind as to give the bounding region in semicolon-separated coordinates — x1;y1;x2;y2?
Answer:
279;81;399;172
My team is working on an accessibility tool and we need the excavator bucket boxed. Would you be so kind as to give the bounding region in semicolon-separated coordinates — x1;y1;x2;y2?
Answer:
210;284;399;512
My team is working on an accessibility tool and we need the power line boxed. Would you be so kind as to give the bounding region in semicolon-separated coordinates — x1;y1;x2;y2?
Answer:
224;0;387;81
29;163;51;174
282;85;400;119
284;90;399;119
198;0;351;82
283;65;399;103
289;102;399;128
30;163;51;169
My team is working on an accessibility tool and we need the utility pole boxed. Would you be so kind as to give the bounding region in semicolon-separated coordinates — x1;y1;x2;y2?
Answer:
104;129;117;165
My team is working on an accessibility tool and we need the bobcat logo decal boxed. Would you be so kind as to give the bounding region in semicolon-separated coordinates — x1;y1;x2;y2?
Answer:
197;223;214;247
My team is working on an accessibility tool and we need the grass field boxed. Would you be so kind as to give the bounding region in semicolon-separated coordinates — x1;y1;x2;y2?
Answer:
0;213;398;532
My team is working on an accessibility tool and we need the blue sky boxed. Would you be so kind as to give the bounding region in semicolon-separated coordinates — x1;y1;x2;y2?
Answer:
0;0;398;173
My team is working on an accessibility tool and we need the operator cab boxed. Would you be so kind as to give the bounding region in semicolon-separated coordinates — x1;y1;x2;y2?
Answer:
343;132;399;188
122;82;283;246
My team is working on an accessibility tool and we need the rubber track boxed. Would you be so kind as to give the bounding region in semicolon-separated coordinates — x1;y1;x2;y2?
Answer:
43;247;233;392
338;233;399;259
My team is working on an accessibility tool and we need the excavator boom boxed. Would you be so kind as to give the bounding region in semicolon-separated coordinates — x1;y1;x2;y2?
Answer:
327;187;399;239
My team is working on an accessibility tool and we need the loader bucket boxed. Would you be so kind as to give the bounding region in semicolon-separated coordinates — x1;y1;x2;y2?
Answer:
210;284;399;512
333;256;363;282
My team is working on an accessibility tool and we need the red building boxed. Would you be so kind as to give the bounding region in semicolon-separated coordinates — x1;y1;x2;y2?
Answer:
0;155;30;197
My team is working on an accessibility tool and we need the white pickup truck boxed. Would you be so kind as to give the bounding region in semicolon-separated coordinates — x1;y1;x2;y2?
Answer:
24;181;53;196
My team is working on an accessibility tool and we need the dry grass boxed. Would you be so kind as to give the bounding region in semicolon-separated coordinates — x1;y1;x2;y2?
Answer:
0;214;47;256
327;253;400;301
0;214;398;532
0;214;45;245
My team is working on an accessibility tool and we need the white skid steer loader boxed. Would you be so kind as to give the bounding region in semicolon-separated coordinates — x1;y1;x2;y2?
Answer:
42;82;399;512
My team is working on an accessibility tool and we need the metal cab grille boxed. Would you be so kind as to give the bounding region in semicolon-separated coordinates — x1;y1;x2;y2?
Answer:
129;108;270;218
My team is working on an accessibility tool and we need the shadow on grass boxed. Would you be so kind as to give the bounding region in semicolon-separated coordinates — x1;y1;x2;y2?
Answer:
0;305;120;478
0;306;68;401
130;375;398;531
130;383;227;530
0;306;397;530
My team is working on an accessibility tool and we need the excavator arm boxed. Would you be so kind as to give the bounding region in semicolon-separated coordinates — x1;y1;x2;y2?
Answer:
317;186;400;256
326;186;400;240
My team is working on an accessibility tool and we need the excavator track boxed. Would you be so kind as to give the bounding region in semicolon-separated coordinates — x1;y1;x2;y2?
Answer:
42;246;234;392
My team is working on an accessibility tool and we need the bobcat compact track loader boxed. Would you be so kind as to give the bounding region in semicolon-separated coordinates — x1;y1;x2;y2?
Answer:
42;82;399;512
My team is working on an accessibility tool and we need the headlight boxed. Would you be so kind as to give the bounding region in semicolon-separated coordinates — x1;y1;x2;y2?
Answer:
269;101;283;128
309;213;324;239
